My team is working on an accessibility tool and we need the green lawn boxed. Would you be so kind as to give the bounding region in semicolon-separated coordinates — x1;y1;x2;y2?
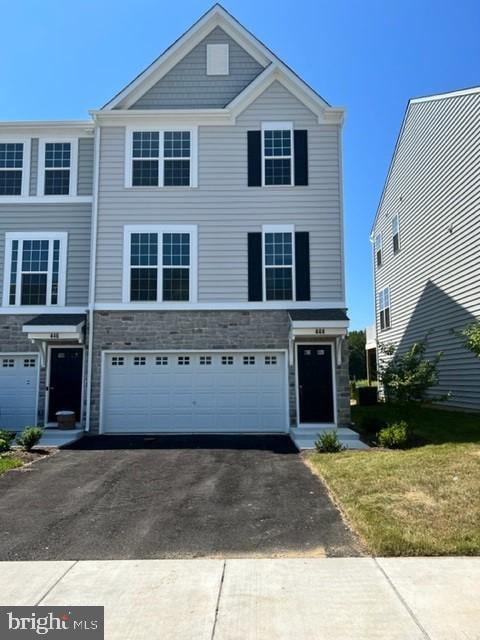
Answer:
0;456;23;476
308;404;480;556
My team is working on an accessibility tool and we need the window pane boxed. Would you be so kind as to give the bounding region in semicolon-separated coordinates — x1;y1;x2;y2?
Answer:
0;143;23;168
164;159;190;186
9;239;18;304
265;232;292;266
265;158;291;185
45;143;71;168
51;240;60;305
164;131;190;158
132;132;159;158
44;169;70;195
265;267;292;300
162;233;190;266
21;273;47;305
162;268;189;301
264;130;291;157
393;234;400;254
130;268;157;301
0;170;22;195
131;233;158;266
22;240;49;271
132;159;158;186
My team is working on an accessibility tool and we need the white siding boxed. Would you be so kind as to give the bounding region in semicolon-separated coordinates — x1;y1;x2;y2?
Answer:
373;91;480;409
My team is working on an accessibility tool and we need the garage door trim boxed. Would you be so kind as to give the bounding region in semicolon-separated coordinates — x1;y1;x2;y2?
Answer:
99;349;289;435
0;352;40;429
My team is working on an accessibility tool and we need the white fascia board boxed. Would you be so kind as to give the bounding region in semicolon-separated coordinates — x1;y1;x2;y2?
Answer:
94;301;347;311
290;321;349;330
410;85;480;104
0;306;87;315
91;109;234;127
0;122;94;137
22;322;85;334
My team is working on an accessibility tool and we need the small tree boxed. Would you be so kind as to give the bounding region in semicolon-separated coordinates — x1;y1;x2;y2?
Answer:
459;322;480;358
348;330;367;380
379;341;442;406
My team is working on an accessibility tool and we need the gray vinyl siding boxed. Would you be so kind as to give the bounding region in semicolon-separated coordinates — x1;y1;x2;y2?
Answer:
0;203;91;306
29;138;38;196
129;27;265;110
373;91;480;410
96;80;345;304
77;137;94;195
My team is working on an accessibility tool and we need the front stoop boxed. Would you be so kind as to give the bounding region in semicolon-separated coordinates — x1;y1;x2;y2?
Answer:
37;429;84;448
290;426;369;450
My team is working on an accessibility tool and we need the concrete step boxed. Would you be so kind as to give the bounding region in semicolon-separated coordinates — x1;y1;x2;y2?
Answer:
290;426;369;451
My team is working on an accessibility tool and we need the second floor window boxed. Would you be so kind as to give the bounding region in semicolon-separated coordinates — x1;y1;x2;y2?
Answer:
129;130;195;188
264;229;294;300
262;124;293;186
125;226;197;303
378;287;391;330
375;233;382;268
392;214;400;254
0;143;24;196
43;142;72;195
3;233;67;307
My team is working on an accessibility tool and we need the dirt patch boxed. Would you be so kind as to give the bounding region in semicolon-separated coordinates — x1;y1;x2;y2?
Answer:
3;448;57;466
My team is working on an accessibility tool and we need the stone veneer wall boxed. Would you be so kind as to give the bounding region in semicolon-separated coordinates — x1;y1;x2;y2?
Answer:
336;337;351;426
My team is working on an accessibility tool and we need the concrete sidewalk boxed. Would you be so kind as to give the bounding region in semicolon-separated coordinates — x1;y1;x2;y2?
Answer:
2;558;479;639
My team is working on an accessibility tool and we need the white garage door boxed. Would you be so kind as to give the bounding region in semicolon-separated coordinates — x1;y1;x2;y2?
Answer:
102;351;287;433
0;354;39;429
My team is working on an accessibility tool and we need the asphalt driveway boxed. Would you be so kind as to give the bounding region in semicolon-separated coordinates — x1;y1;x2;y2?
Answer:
0;435;362;560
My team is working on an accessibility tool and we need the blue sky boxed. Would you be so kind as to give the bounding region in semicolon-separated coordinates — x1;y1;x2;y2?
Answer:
1;0;479;328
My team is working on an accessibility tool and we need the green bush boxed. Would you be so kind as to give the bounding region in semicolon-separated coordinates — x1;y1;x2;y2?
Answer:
0;429;15;453
315;430;345;453
16;427;43;451
377;421;410;449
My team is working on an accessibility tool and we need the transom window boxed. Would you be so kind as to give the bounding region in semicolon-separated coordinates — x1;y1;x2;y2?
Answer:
111;357;124;366
133;356;146;366
200;356;212;365
3;233;67;307
265;356;277;365
221;356;234;365
156;356;168;366
392;214;400;254
43;142;72;195
262;123;293;186
2;359;14;368
263;228;294;301
125;226;197;303
378;287;391;331
128;129;196;187
243;356;255;365
24;358;36;367
0;142;25;196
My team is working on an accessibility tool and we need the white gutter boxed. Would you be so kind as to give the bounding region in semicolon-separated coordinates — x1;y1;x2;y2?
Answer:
85;123;101;432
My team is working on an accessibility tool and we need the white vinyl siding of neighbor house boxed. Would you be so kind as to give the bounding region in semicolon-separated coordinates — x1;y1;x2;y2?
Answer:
94;81;345;305
373;90;480;410
0;203;91;306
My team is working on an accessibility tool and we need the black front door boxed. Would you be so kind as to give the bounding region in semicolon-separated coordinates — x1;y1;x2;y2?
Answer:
48;348;83;422
298;344;334;423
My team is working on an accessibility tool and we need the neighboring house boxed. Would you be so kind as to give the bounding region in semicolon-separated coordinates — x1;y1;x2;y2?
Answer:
0;4;350;442
371;87;480;410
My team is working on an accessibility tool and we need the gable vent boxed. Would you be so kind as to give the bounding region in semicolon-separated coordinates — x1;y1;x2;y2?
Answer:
206;44;229;75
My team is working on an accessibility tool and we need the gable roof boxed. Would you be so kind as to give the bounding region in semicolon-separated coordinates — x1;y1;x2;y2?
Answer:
101;3;337;120
370;85;480;236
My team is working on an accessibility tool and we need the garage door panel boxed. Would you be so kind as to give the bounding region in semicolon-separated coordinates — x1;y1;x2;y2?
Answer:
0;355;38;429
102;351;287;433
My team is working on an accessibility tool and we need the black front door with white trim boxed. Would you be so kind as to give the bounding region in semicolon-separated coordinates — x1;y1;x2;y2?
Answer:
48;348;83;422
298;344;334;423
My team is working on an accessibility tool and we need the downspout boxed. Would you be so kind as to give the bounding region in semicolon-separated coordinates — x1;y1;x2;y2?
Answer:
85;121;101;432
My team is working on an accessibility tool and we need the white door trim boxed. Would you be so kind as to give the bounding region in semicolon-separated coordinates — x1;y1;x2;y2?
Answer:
0;352;40;427
295;341;337;427
99;348;289;435
45;345;85;427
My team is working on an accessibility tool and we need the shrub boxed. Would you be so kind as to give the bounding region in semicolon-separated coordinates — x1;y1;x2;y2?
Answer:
0;429;15;453
377;421;410;449
315;430;345;453
16;427;43;451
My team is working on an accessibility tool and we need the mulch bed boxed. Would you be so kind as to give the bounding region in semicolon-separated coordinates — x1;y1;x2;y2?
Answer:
2;448;56;465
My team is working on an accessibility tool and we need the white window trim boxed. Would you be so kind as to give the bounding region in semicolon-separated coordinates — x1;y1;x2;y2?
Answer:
262;224;295;303
124;126;198;189
378;286;391;330
0;138;31;198
37;138;78;197
122;225;198;304
3;231;68;307
261;121;294;187
392;214;400;253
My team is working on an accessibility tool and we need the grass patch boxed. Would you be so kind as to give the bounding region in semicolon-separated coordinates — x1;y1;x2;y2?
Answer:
309;404;480;556
0;456;24;476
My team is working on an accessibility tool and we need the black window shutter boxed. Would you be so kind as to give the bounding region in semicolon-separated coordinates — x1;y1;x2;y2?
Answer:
247;131;262;187
295;232;310;301
248;233;263;301
294;130;308;186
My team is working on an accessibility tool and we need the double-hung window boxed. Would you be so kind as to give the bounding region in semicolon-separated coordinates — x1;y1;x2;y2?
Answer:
128;129;196;188
0;141;28;196
125;226;197;303
3;233;67;307
263;225;294;301
39;140;76;196
378;287;391;330
392;214;400;254
375;233;382;268
262;122;293;186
